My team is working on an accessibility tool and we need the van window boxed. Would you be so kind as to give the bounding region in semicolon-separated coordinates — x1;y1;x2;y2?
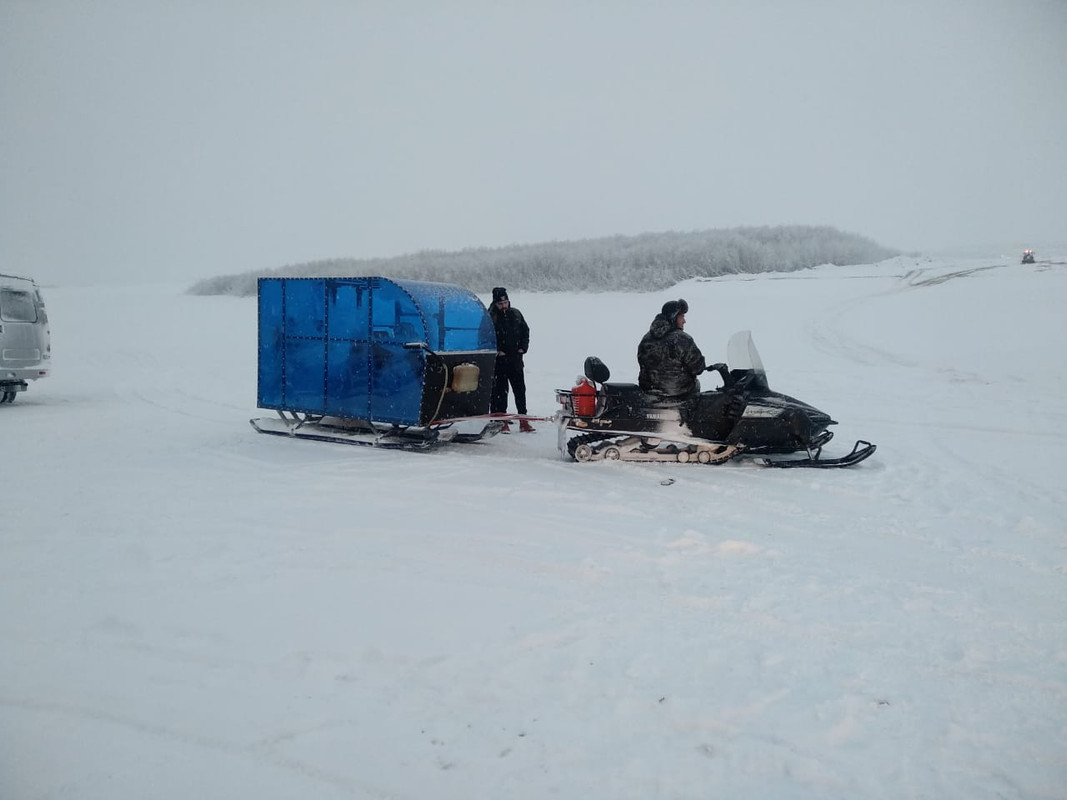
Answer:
0;288;39;322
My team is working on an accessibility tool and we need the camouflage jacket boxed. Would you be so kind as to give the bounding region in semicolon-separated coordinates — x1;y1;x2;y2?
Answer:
637;315;706;396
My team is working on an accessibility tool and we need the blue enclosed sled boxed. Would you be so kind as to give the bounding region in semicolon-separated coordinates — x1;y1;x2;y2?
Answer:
251;276;502;448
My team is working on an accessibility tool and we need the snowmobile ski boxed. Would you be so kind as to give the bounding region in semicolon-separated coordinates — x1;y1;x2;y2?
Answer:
753;440;876;469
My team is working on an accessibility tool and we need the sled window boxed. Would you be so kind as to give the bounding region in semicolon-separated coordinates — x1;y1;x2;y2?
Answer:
372;284;425;343
395;322;421;343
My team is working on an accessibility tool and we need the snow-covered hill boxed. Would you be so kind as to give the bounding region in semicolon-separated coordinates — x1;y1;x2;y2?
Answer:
2;255;1064;798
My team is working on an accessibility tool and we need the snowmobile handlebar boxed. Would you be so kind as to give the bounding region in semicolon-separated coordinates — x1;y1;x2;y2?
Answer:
704;362;731;386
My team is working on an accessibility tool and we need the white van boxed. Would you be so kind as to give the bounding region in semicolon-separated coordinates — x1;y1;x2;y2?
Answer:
0;273;51;403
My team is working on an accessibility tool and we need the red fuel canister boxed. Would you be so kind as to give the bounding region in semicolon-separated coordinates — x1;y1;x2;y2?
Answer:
572;377;597;417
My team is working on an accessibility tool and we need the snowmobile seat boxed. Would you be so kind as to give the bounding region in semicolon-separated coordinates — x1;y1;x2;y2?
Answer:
601;381;641;394
601;382;683;408
581;356;674;404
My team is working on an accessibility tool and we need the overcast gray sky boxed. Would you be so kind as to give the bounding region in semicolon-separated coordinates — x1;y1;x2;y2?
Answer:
3;0;1065;285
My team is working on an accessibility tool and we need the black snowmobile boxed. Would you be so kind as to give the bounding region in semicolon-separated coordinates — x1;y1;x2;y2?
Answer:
1021;249;1036;264
553;331;875;469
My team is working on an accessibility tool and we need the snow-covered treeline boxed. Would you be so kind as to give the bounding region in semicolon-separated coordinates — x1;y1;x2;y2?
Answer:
187;225;898;296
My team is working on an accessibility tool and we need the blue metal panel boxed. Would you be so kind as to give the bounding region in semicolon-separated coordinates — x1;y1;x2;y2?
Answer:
284;336;326;411
325;339;370;419
281;279;328;413
326;280;370;341
285;280;326;338
257;279;284;408
369;343;425;424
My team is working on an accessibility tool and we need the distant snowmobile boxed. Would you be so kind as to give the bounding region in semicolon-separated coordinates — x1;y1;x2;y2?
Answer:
1021;249;1036;264
554;331;875;468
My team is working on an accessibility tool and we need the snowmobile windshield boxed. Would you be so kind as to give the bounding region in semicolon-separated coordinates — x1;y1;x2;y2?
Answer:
726;331;766;375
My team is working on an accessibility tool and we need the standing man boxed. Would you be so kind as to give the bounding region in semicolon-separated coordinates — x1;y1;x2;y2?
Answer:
489;287;534;432
637;298;707;396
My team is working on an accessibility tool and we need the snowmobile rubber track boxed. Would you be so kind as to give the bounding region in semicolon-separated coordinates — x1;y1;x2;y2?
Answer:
566;431;743;465
566;431;615;460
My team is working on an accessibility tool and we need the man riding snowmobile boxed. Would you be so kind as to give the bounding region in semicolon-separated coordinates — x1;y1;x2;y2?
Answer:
637;299;708;396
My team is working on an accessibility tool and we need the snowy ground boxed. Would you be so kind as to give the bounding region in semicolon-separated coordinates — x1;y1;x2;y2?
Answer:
2;255;1065;799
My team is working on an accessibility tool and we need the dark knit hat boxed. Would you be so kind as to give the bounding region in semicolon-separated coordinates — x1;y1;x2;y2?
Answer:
661;298;689;322
492;287;509;302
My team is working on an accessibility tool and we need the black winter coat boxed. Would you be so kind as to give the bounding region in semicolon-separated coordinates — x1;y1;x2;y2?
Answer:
490;306;530;356
637;315;706;396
